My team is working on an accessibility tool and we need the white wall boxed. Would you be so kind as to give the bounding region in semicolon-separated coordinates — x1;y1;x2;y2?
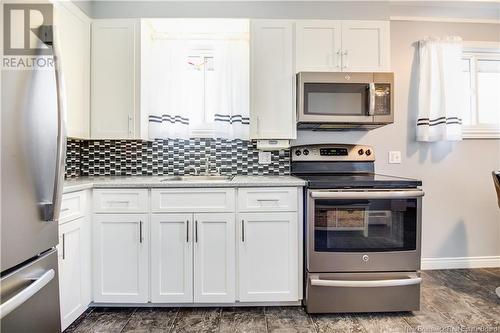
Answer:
295;21;500;262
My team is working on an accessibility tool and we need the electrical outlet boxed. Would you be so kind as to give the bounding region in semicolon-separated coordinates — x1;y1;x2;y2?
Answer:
388;151;402;164
258;151;272;165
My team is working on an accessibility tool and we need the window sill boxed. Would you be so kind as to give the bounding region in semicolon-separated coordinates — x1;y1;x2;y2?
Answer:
463;126;500;139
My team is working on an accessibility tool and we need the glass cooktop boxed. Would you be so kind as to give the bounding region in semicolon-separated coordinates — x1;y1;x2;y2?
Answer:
293;173;422;189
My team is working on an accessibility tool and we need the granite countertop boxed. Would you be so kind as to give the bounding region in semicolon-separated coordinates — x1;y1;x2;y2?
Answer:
63;175;307;193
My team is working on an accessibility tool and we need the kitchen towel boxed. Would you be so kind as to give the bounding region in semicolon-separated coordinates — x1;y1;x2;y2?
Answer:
417;36;464;142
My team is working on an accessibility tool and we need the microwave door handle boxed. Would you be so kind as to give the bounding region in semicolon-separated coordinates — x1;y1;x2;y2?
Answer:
368;83;376;116
310;190;425;200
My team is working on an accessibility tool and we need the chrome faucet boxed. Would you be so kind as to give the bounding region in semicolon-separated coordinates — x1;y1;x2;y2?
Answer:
185;165;200;176
201;158;221;176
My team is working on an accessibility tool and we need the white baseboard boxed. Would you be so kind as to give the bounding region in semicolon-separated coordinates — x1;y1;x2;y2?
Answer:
421;256;500;270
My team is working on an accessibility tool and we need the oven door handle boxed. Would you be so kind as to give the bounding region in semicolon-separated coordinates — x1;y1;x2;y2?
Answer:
310;190;424;200
310;275;422;288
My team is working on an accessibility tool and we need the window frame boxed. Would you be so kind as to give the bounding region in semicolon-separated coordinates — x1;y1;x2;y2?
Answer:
462;41;500;139
185;46;217;138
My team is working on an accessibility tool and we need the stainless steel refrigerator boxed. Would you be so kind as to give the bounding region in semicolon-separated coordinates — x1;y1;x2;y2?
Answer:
1;26;66;332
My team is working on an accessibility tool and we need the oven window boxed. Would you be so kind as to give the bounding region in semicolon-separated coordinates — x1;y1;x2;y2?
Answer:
313;199;417;252
304;83;370;116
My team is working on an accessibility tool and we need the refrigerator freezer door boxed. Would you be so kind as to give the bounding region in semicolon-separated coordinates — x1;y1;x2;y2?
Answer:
1;65;59;272
0;249;61;333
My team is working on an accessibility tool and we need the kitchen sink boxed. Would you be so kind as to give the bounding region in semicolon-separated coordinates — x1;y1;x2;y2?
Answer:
161;175;233;182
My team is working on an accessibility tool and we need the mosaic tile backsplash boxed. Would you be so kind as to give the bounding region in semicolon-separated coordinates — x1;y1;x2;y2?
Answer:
65;139;291;178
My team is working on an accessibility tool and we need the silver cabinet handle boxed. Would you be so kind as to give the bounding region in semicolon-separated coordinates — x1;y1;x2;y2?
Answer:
62;233;66;260
0;269;55;319
336;49;342;69
257;199;279;202
61;207;70;212
310;190;424;200
368;82;376;116
186;220;189;243
139;221;143;243
128;115;133;137
342;50;348;69
195;220;198;243
241;219;245;242
310;275;421;288
108;200;130;204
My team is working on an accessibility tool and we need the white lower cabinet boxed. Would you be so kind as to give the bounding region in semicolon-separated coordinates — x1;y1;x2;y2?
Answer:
91;187;300;306
151;214;193;303
238;212;298;302
93;214;149;303
150;213;235;303
194;213;235;303
59;216;91;331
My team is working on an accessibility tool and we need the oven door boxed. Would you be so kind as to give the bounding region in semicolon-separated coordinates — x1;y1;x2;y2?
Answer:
307;189;423;272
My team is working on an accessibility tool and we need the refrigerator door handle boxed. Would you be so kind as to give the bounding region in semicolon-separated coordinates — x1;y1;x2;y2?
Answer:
0;269;55;319
48;26;67;222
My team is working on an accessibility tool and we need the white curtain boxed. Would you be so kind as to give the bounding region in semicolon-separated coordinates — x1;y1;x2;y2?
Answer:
417;36;464;142
148;37;249;140
148;39;191;140
212;40;250;140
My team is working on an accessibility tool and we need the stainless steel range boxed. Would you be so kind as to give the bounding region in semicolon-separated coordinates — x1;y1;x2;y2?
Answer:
291;144;424;313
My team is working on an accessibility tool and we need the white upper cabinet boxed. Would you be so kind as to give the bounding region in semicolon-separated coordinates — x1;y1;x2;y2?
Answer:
341;20;390;72
250;20;296;140
295;20;342;72
91;19;146;140
295;20;390;73
54;2;91;139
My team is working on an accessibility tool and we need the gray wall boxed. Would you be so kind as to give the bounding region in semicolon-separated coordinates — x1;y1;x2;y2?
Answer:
295;21;500;260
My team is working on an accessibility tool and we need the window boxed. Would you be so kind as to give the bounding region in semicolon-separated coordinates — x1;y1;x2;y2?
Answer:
146;19;250;140
186;51;216;137
462;42;500;139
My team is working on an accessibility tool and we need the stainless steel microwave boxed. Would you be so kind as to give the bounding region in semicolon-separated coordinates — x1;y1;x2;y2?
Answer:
297;72;394;130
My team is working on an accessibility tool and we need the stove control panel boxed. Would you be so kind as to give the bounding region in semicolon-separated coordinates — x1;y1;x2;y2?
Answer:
291;144;375;162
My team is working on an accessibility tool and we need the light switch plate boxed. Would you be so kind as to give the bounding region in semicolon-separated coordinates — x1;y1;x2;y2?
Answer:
258;151;272;164
388;151;402;164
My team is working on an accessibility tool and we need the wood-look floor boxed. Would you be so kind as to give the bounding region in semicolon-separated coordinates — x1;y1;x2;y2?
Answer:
65;268;500;333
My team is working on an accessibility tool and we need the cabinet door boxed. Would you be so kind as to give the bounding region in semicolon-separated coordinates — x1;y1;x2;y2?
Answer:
54;2;91;139
238;212;298;302
91;19;139;139
295;20;342;72
340;20;390;72
151;214;193;303
59;219;84;331
250;20;296;140
194;213;235;303
93;214;148;303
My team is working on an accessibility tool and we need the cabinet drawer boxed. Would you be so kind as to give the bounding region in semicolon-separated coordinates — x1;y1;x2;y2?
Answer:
60;191;87;224
151;188;235;213
93;189;148;213
237;187;298;212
